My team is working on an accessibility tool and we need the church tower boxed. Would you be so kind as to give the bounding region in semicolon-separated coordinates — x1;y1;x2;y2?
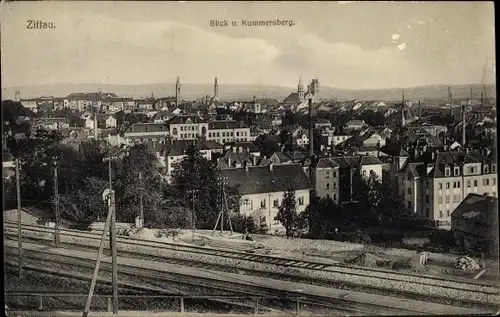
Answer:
175;77;181;106
297;77;305;101
214;76;219;98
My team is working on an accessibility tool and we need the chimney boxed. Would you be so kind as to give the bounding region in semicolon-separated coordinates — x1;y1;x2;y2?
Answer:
480;93;484;120
228;157;231;166
461;104;466;146
239;146;243;153
431;152;436;160
244;161;249;171
418;101;421;118
447;86;451;106
252;155;257;166
269;163;274;171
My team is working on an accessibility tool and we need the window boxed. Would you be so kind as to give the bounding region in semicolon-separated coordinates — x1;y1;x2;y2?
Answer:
332;171;337;178
454;167;460;176
260;216;266;225
326;183;330;190
474;180;478;187
298;197;304;205
333;194;337;201
408;187;412;195
326;171;330;178
236;132;239;136
180;126;184;131
484;165;489;173
486;179;490;186
260;200;266;208
493;178;497;186
445;196;450;203
363;170;367;176
172;128;178;136
333;182;337;189
273;218;280;225
467;180;471;187
446;210;450;217
453;182;457;189
222;132;226;137
492;164;496;172
439;183;443;190
445;167;450;176
457;181;461;188
438;196;443;204
446;182;450;189
426;195;430;203
273;199;279;207
407;201;412;209
439;210;443;218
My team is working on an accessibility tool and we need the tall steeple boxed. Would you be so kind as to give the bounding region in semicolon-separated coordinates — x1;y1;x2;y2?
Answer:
175;77;181;106
214;76;219;98
297;76;305;101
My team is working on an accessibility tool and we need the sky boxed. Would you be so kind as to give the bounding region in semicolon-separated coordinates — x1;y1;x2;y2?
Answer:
0;1;495;89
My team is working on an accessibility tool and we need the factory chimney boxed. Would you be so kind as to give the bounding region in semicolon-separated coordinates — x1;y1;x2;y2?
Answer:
480;93;484;120
418;101;421;118
447;86;451;106
400;90;406;128
461;104;466;146
308;97;314;158
94;111;98;140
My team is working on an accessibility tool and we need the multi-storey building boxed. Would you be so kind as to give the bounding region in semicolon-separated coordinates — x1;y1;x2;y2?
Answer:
221;163;312;234
397;149;497;229
166;114;208;140
313;155;384;204
123;123;170;144
206;120;251;144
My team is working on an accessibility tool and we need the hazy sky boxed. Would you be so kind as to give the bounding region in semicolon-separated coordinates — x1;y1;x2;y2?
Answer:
0;1;495;89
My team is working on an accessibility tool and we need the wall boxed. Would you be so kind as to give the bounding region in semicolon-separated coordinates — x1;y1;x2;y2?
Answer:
314;167;340;203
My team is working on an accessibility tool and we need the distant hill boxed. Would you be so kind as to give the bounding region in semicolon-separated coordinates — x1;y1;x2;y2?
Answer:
2;82;495;102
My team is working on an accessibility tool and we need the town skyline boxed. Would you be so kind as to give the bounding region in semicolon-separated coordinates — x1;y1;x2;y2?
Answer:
1;2;495;89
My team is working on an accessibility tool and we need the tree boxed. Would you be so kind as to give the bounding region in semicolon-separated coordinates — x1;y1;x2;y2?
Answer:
59;177;108;225
114;144;167;223
275;188;300;238
254;134;279;158
169;145;222;229
304;195;343;238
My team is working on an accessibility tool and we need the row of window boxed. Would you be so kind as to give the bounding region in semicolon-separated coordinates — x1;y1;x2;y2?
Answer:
180;125;198;132
438;210;451;218
260;196;305;208
325;171;337;178
208;130;248;138
437;195;462;204
437;178;496;189
325;182;337;190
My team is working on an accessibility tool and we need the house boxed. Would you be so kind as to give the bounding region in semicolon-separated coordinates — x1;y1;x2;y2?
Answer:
3;151;15;179
397;150;497;229
217;147;258;169
3;207;75;228
270;151;308;165
346;120;366;130
224;142;260;157
147;139;224;182
451;193;498;255
33;117;70;131
220;163;312;233
153;110;174;123
313;155;384;204
293;133;309;148
105;115;117;128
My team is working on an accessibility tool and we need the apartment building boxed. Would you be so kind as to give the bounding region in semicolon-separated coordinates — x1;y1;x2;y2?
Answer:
221;163;312;234
206;120;251;144
314;155;384;204
397;150;497;229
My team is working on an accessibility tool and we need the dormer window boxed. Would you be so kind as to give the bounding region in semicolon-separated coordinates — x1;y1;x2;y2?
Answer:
444;165;451;177
454;167;460;176
484;165;489;173
492;164;497;172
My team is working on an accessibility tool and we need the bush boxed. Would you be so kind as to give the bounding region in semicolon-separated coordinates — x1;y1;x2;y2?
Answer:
230;214;257;233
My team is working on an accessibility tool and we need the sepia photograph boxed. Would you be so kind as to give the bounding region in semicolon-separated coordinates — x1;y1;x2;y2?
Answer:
1;1;498;316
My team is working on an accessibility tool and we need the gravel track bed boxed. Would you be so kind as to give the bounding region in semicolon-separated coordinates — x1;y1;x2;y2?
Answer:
6;229;499;308
5;257;361;316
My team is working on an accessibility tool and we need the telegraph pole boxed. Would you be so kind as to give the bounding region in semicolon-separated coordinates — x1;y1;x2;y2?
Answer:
15;159;23;277
192;190;196;241
108;158;118;314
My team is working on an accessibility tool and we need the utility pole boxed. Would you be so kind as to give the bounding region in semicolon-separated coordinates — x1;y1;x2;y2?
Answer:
15;159;23;278
53;160;60;247
107;158;118;314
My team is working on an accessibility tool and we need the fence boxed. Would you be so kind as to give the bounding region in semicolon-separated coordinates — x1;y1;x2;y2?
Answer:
5;293;307;315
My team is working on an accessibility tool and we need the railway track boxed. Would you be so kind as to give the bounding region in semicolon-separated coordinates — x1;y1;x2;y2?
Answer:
4;222;499;310
5;246;416;316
